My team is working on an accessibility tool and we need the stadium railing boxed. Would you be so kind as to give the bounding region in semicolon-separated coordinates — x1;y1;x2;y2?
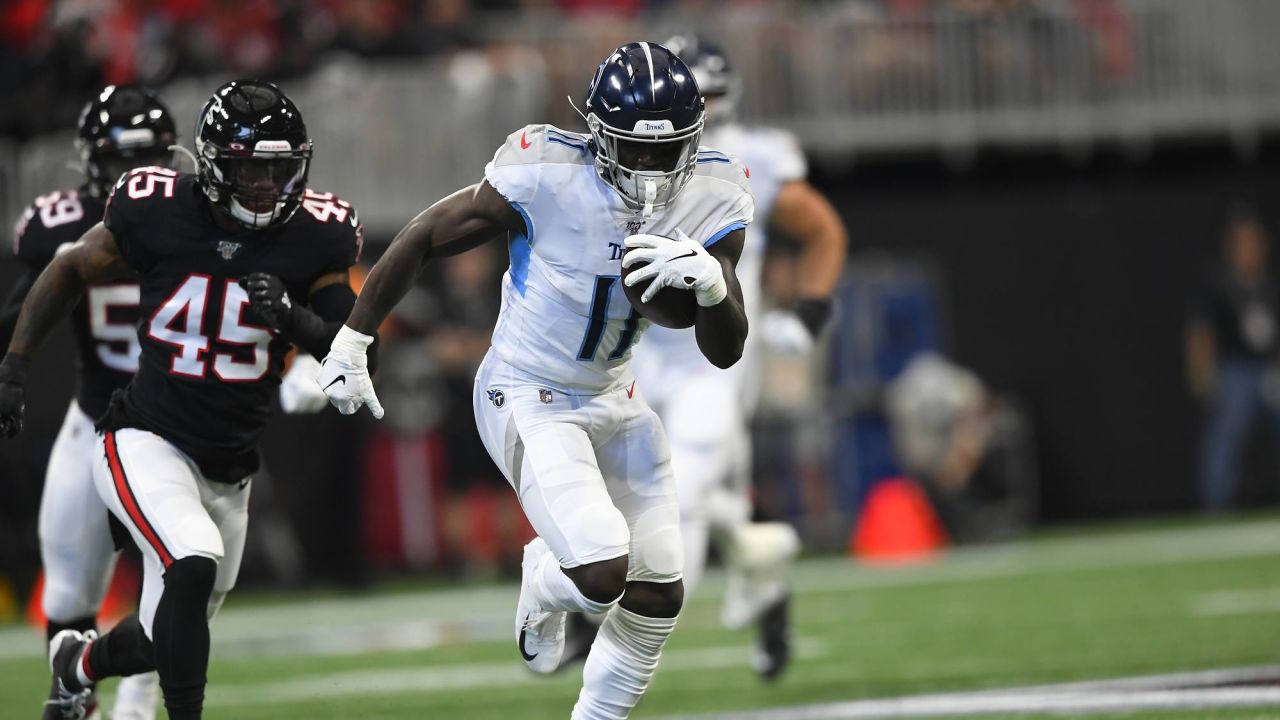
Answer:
5;0;1280;235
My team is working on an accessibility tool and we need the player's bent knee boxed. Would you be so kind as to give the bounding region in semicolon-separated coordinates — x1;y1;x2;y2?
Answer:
163;556;218;607
620;579;685;618
556;494;630;564
565;555;629;605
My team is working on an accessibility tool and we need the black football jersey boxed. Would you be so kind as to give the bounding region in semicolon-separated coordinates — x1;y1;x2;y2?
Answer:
102;168;362;475
11;186;137;419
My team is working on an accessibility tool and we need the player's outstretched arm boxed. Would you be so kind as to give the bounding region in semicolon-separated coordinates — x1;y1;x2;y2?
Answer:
0;223;129;436
345;182;523;335
319;181;523;418
694;229;750;369
772;180;849;336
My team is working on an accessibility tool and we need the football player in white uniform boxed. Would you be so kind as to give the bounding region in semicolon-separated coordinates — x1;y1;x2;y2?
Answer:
629;34;850;681
318;42;752;719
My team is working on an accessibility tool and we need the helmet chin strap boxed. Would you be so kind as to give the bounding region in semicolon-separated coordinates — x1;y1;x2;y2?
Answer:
170;145;199;172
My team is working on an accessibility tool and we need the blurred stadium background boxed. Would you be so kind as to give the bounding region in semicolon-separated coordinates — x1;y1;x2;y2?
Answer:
2;0;1280;718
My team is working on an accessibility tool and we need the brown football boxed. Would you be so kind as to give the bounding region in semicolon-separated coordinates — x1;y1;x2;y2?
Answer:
621;251;698;329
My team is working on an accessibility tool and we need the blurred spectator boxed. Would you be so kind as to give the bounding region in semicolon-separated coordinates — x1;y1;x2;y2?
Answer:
1187;207;1280;513
368;243;528;576
885;352;1035;541
0;0;482;139
426;244;529;576
329;0;421;59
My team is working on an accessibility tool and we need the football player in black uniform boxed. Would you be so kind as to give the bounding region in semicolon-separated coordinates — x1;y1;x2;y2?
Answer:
0;84;177;720
0;80;365;720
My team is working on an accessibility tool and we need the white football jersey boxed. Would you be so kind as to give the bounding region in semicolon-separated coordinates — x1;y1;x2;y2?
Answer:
483;124;754;392
636;124;807;378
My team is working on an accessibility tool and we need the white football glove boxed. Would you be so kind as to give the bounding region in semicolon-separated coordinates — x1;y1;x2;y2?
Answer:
280;353;329;414
316;325;384;419
622;230;728;307
761;310;815;357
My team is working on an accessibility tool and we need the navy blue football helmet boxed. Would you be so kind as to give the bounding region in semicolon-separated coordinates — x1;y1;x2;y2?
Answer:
195;80;312;229
76;85;178;198
579;42;705;214
664;34;740;125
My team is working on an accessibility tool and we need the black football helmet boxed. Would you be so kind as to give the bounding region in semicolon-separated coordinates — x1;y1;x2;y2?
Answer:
194;80;311;230
664;34;740;125
579;42;705;215
76;85;178;198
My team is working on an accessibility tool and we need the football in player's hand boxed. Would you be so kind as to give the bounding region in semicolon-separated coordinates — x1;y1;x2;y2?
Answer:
621;251;698;329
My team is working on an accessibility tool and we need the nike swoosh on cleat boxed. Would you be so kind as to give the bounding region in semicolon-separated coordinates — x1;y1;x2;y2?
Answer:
520;131;532;150
518;625;538;662
323;375;346;391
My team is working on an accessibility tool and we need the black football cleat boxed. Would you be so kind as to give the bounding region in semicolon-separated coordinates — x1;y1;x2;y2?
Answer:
44;629;97;720
753;593;791;682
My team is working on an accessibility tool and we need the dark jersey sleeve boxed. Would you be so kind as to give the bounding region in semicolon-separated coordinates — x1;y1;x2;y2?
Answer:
4;189;103;349
13;189;96;271
314;196;364;277
103;168;183;273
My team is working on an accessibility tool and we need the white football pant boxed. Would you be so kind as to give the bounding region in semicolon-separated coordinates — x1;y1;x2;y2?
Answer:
473;351;683;584
40;402;164;719
39;401;118;622
91;429;248;636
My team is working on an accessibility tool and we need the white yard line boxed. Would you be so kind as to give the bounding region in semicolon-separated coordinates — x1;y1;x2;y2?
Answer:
1;518;1276;662
655;666;1280;720
787;519;1280;595
203;639;827;707
1190;587;1280;617
656;687;1280;720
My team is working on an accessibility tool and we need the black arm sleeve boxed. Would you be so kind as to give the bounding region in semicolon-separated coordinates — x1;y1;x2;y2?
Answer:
284;283;379;371
0;271;34;353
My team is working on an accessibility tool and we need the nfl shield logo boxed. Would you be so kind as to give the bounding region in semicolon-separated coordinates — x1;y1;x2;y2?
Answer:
625;219;644;235
539;389;553;404
217;240;242;261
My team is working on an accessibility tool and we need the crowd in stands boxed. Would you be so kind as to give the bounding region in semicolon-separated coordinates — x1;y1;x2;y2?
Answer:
2;0;1134;139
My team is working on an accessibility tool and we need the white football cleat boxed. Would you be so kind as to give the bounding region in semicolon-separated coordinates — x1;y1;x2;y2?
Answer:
112;670;160;720
721;522;800;630
515;537;567;674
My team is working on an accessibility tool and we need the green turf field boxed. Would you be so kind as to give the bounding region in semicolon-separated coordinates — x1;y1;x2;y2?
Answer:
2;515;1278;719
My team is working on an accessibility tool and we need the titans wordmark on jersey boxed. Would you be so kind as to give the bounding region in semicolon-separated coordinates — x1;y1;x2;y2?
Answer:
100;167;362;478
483;124;754;392
13;186;139;419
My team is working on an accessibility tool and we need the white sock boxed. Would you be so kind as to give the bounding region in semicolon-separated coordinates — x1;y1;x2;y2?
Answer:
571;606;678;720
533;552;619;614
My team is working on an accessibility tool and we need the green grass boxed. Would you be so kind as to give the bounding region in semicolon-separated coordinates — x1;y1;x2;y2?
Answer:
2;516;1278;719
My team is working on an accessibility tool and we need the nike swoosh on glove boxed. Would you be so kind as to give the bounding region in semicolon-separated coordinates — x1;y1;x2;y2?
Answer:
622;230;728;307
317;326;384;419
280;353;330;414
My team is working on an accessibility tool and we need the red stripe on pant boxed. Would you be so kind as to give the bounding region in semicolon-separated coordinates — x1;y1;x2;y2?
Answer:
105;432;175;567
